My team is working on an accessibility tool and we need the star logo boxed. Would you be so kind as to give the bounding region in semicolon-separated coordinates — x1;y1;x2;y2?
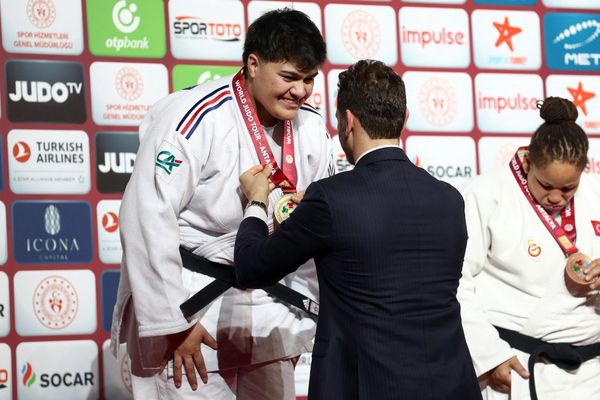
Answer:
493;17;522;51
567;81;595;117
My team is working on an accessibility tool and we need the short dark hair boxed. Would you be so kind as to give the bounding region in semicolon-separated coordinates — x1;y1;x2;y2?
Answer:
336;60;407;140
243;8;326;72
529;96;588;170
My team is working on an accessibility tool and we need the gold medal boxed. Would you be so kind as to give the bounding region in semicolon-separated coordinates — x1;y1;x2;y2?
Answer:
274;193;297;224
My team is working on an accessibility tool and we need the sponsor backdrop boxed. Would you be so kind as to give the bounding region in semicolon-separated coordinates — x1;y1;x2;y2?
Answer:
0;0;599;398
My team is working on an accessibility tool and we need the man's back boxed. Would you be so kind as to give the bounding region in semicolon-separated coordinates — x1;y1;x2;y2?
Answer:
234;59;482;400
306;147;480;399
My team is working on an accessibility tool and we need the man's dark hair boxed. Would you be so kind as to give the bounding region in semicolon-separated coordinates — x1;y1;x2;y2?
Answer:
337;60;407;140
529;96;588;170
243;8;326;72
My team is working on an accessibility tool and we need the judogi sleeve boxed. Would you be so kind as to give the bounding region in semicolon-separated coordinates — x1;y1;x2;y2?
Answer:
457;177;516;376
235;182;332;287
120;96;208;338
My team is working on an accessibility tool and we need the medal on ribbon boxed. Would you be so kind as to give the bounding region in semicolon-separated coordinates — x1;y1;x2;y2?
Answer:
509;147;595;296
274;193;297;224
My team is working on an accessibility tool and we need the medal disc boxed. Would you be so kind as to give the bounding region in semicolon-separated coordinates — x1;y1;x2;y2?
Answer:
565;254;592;285
274;193;297;223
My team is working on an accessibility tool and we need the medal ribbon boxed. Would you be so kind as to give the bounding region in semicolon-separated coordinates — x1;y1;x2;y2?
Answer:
509;147;577;256
232;70;297;193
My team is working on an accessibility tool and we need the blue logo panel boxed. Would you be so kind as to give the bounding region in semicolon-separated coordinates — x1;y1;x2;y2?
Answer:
12;201;93;264
474;0;536;5
101;270;120;333
544;13;600;71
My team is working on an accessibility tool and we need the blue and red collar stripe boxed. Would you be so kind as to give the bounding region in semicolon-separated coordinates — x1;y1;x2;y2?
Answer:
177;85;232;139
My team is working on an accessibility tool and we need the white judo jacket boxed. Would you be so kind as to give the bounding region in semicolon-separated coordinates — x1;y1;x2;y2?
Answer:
458;166;600;399
110;74;334;373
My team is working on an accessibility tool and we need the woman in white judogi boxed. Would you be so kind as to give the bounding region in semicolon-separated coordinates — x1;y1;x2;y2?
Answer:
110;9;334;399
458;97;600;400
111;72;333;399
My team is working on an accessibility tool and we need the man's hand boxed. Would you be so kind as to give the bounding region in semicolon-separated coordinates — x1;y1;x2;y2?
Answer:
585;257;600;290
488;356;529;393
239;164;274;204
290;191;304;205
165;322;218;390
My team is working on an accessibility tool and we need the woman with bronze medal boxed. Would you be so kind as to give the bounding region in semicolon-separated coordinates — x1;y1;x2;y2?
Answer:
457;97;600;400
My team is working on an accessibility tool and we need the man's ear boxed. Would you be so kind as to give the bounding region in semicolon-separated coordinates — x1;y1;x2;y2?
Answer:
402;108;410;131
345;109;356;135
523;152;530;174
246;54;260;78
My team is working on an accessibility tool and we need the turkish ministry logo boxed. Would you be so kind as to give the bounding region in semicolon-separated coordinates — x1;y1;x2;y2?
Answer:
12;201;92;264
115;67;143;101
87;0;165;58
0;0;84;55
342;10;381;59
27;0;56;28
420;77;457;126
5;60;85;123
14;270;96;336
325;4;397;65
404;71;474;132
90;61;168;126
95;132;139;193
544;13;600;70
33;276;78;329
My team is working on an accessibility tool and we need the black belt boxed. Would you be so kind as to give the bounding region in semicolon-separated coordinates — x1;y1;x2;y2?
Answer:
496;326;600;400
179;247;319;320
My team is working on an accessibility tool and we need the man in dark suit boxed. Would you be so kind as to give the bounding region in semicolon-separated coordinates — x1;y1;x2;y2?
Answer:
234;60;482;400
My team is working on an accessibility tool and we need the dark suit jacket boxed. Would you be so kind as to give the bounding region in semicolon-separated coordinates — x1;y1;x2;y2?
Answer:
235;147;481;400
